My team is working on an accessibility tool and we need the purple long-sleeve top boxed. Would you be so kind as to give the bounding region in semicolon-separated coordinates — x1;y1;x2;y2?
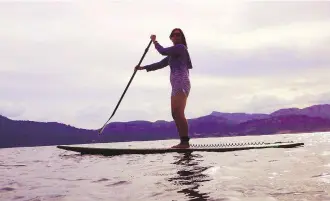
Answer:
144;41;192;72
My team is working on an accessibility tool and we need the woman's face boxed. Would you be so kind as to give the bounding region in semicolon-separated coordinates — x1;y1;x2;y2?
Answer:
170;29;182;44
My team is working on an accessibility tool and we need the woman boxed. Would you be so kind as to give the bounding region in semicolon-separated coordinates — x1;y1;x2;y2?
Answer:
135;28;193;149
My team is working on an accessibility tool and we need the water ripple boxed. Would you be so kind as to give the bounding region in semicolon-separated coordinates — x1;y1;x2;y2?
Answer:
0;187;15;192
0;133;329;201
106;180;131;186
93;178;110;183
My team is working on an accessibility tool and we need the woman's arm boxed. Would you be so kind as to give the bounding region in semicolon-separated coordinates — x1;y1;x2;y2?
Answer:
153;41;185;56
143;56;169;72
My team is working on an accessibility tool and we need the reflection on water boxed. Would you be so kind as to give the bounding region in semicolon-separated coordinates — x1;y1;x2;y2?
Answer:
168;152;212;201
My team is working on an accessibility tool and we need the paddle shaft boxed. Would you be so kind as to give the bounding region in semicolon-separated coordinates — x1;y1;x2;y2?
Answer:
98;40;153;134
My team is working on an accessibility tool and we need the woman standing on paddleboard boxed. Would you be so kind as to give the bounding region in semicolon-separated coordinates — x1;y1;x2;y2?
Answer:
135;28;193;149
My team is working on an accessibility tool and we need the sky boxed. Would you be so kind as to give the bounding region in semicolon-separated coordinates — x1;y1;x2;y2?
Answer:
1;1;330;129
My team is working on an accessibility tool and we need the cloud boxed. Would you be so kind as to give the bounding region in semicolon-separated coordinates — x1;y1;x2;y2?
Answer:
317;92;330;104
240;1;330;28
193;46;330;79
0;102;26;118
240;94;290;113
0;1;329;128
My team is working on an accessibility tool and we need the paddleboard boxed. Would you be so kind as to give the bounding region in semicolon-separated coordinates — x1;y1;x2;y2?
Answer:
57;141;304;156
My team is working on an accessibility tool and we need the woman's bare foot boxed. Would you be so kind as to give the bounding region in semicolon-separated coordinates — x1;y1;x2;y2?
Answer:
171;143;190;149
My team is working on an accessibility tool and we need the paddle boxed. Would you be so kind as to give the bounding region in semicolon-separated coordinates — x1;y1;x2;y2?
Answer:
98;40;153;134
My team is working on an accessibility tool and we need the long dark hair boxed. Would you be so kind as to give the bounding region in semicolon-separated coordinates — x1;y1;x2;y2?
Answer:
169;28;188;49
169;28;192;69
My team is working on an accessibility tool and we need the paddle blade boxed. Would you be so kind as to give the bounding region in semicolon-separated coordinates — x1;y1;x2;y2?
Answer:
98;125;106;134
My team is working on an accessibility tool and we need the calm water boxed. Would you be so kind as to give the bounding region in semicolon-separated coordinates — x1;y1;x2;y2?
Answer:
1;132;329;201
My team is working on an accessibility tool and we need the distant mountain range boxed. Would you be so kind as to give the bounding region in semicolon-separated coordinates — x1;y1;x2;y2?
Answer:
1;104;330;148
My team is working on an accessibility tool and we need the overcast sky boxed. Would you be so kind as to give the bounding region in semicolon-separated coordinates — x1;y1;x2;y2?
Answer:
1;1;330;129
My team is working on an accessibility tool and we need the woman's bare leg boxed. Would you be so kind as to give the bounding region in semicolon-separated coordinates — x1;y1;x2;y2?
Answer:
171;91;189;148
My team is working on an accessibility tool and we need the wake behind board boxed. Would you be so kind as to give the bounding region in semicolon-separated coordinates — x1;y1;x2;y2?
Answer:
57;141;304;156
